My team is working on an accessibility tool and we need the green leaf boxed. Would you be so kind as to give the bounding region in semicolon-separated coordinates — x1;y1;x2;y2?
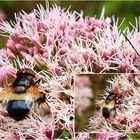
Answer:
61;130;71;138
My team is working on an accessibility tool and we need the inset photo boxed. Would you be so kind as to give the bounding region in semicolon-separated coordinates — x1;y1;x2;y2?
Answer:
75;74;140;133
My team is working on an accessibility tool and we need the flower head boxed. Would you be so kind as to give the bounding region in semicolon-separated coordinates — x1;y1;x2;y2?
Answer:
1;3;138;73
75;75;93;112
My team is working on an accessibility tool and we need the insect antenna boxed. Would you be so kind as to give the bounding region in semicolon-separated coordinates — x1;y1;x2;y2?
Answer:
34;79;41;85
121;32;140;58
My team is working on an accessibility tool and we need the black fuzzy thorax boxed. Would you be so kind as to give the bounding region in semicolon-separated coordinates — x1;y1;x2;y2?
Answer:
12;74;31;87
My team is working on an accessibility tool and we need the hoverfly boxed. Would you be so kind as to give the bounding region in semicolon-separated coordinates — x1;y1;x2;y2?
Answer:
0;68;51;121
97;92;123;119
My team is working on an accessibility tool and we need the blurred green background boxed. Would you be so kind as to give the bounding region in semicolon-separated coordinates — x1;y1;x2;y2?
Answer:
0;1;139;21
0;1;140;47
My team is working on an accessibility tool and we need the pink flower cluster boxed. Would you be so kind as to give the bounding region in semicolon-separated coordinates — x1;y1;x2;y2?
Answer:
75;132;90;140
0;115;53;139
0;4;139;86
94;132;125;140
0;4;117;77
75;75;93;112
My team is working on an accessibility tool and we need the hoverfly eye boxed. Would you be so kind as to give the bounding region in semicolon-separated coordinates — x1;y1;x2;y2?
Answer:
106;94;114;102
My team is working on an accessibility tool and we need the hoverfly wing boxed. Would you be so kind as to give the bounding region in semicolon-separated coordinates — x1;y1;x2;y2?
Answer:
27;85;51;116
33;101;51;117
0;87;13;104
25;85;42;102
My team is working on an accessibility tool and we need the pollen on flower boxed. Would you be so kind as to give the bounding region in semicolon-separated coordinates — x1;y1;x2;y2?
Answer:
0;50;16;87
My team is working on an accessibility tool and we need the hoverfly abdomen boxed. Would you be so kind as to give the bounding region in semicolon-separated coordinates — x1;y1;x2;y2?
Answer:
102;106;116;119
102;107;110;118
7;100;31;121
